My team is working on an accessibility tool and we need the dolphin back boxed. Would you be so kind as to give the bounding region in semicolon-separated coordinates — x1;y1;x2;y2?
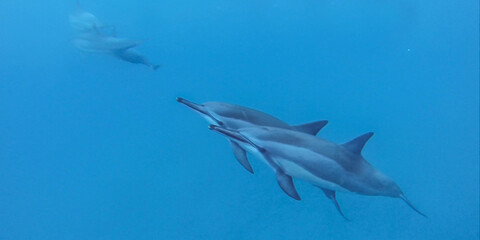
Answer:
205;102;291;129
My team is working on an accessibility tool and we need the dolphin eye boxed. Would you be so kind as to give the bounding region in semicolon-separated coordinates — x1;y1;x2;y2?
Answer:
218;121;225;126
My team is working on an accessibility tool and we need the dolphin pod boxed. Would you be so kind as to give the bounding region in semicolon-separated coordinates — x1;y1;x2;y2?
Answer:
70;4;160;70
179;97;426;219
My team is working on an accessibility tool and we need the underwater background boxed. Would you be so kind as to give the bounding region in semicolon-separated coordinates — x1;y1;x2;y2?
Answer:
0;0;479;239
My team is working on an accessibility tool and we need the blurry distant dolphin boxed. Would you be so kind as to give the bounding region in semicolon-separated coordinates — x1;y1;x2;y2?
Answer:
73;32;160;70
210;125;427;219
73;34;141;53
69;2;115;35
69;8;102;32
113;48;161;70
70;3;159;70
177;97;328;173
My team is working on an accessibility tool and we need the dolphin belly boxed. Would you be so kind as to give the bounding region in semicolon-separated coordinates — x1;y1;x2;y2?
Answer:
278;158;349;193
267;144;351;193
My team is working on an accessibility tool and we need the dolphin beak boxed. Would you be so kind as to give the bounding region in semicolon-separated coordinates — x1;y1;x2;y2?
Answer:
176;97;208;115
209;125;245;142
400;194;428;218
209;125;265;152
177;97;224;126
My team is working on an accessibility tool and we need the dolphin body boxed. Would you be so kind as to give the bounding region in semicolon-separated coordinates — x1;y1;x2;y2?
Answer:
177;97;328;174
209;125;426;219
72;34;141;54
69;3;116;35
70;4;159;70
113;48;161;70
72;31;160;70
69;8;104;32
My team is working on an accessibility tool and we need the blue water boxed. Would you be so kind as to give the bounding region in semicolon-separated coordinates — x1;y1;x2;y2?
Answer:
0;0;478;239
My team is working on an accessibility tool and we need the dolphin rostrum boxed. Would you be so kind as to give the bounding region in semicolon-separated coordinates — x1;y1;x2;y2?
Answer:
177;97;328;174
209;125;427;219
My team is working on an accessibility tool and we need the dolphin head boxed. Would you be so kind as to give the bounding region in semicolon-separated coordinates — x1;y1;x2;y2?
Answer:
209;125;266;152
176;97;224;126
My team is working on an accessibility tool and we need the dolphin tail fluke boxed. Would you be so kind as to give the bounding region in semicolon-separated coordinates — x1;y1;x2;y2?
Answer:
292;120;328;136
319;187;349;220
400;194;427;218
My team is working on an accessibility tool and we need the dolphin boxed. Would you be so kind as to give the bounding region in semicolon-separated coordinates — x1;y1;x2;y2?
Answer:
72;34;141;54
113;48;161;70
70;3;159;70
69;8;103;32
69;2;115;35
177;97;328;174
73;34;160;70
209;125;427;219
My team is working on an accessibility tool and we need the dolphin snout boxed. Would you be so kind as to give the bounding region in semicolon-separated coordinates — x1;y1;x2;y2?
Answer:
176;97;204;113
177;97;224;126
209;125;240;140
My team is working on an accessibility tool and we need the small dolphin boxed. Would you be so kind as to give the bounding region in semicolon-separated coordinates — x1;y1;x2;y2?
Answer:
69;9;103;32
113;48;161;70
69;2;115;35
209;125;427;219
70;3;160;70
72;34;141;54
177;97;328;173
73;34;160;70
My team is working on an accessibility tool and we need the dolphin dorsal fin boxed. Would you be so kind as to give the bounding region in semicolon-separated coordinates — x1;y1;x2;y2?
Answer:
342;132;374;155
292;120;328;135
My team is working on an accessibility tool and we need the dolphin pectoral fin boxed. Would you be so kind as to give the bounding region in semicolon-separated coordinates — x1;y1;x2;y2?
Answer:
292;120;329;136
260;153;300;200
400;194;428;218
231;141;254;174
276;171;301;200
319;187;349;220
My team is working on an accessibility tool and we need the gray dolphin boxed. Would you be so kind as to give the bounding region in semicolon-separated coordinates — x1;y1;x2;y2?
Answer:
69;2;115;35
70;3;159;70
73;33;160;70
72;34;141;54
113;48;161;70
69;8;103;32
209;125;427;219
177;97;328;174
